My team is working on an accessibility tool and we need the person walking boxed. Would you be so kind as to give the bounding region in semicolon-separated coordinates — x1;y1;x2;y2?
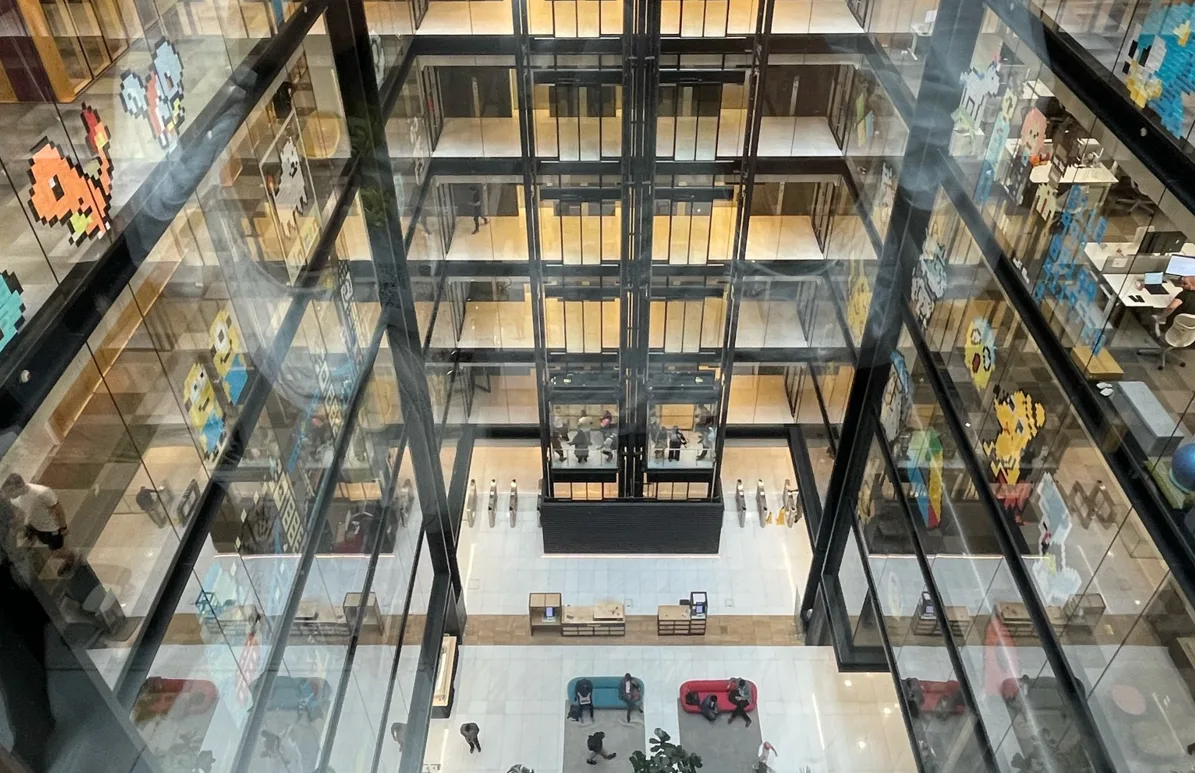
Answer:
586;731;616;765
755;741;777;772
460;721;481;753
727;678;752;727
618;672;643;722
469;187;488;234
2;473;77;575
696;424;716;461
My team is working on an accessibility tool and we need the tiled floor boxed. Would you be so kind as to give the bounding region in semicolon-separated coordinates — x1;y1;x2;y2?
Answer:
457;440;811;616
428;645;914;773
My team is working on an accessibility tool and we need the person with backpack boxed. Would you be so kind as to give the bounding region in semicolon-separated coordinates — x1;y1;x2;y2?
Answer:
571;428;591;463
574;678;595;721
586;731;616;765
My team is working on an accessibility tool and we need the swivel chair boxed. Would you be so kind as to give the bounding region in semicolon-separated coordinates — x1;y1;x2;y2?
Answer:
1139;313;1195;369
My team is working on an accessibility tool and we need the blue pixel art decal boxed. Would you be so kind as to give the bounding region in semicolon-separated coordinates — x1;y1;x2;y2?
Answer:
0;270;26;352
1032;186;1109;353
1122;3;1195;138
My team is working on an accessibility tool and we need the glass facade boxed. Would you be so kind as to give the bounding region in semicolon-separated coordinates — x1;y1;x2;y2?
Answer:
5;0;1195;772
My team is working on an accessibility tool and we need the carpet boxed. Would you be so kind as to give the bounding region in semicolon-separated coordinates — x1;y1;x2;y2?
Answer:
563;702;646;772
676;698;762;773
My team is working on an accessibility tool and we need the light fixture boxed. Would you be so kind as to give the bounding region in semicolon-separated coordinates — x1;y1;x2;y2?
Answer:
857;740;867;749
883;707;892;715
844;679;852;687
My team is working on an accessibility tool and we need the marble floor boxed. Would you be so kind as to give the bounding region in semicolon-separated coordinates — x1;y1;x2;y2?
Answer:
429;645;913;773
457;440;811;616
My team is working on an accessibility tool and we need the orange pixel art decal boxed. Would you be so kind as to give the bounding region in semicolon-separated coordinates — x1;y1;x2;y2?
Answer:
27;106;113;245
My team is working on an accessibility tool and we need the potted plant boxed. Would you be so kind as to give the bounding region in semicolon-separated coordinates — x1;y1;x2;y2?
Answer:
629;729;702;773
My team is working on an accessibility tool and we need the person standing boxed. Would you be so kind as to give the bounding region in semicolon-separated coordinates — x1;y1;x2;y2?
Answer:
2;473;77;575
571;428;591;463
586;731;616;765
618;672;643;721
460;721;481;753
469;187;488;234
667;426;686;462
727;678;752;727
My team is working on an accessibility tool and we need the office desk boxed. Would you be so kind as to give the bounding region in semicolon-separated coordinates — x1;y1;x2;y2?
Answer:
1083;242;1139;273
1029;163;1118;185
1102;273;1180;309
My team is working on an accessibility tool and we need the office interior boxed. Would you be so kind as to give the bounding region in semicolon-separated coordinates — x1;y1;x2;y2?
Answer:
6;0;1195;773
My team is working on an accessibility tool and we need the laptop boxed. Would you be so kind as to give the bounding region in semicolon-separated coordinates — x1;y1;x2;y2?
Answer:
1144;272;1167;294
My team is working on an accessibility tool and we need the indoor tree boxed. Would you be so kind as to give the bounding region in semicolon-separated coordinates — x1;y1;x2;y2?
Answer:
629;729;702;773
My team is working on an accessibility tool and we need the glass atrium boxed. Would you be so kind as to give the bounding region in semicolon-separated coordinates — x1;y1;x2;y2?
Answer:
3;0;1195;771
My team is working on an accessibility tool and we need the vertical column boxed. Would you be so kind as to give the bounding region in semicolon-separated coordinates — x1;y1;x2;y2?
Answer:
326;0;462;597
512;0;553;494
616;0;660;498
709;0;775;489
799;0;986;621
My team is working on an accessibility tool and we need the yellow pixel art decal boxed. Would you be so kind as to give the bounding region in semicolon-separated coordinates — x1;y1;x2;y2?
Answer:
983;388;1046;486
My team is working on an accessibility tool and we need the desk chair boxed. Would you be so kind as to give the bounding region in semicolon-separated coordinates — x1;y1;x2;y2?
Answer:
1139;313;1195;369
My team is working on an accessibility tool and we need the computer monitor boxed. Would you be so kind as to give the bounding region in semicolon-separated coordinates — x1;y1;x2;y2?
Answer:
1141;230;1187;255
1167;255;1195;277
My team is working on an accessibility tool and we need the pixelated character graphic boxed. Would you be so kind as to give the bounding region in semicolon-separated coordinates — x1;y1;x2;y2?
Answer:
880;350;912;443
982;388;1046;486
846;267;872;344
210;310;249;404
120;39;185;150
0;270;26;352
907;429;944;529
1121;4;1195;137
965;318;996;390
955;59;1000;129
183;363;227;462
268;137;310;237
27;105;113;245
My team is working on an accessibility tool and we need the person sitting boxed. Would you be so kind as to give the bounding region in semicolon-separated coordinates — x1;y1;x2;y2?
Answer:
618;673;642;721
727;678;752;727
700;693;719;723
574;678;595;721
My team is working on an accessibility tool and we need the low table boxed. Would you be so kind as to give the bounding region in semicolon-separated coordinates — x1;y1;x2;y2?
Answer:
563;603;626;637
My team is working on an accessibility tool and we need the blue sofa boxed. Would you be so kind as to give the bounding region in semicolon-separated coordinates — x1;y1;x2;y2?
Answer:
568;676;645;709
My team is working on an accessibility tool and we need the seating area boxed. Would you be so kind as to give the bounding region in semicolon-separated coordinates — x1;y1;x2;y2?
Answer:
567;676;644;709
679;678;759;713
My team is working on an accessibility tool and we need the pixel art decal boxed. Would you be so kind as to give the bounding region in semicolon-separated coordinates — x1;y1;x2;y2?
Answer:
262;112;318;281
906;429;944;529
965;317;996;391
880;350;912;444
268;135;311;239
27;106;113;245
1122;4;1195;137
956;59;1001;129
983;388;1046;486
210;310;249;404
1032;186;1109;353
873;162;897;235
975;80;1021;204
846;261;872;345
911;202;951;329
120;39;186;150
184;363;227;462
0;270;26;352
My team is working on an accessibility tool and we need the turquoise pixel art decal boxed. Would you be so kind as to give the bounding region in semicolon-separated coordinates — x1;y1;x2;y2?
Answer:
1122;3;1195;138
0;270;26;352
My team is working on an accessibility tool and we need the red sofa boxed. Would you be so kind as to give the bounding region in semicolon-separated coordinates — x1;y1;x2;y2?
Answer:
679;679;758;714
